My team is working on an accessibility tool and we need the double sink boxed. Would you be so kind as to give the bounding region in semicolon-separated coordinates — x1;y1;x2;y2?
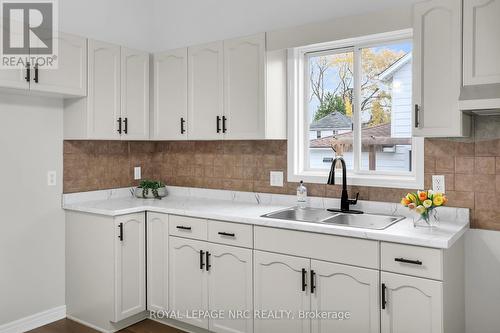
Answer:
262;207;404;230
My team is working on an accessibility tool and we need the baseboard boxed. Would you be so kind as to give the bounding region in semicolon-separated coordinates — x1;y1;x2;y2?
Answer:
0;305;66;333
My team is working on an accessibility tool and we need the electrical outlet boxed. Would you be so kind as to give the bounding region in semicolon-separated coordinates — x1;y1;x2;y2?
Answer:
47;171;56;186
432;175;445;193
270;171;284;187
134;167;142;180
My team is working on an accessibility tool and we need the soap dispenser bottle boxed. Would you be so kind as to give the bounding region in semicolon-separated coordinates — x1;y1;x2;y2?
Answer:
297;180;308;208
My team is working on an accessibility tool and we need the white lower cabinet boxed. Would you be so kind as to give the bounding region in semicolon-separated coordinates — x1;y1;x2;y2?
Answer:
113;213;147;322
254;251;311;333
207;243;253;333
311;260;379;333
169;237;209;329
254;251;380;333
66;211;146;332
168;235;253;333
381;272;443;333
147;212;169;312
66;212;464;333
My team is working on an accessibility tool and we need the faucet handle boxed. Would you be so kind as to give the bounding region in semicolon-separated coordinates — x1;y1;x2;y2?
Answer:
348;192;359;205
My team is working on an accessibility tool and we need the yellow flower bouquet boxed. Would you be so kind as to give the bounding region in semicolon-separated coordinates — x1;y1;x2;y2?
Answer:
400;190;447;225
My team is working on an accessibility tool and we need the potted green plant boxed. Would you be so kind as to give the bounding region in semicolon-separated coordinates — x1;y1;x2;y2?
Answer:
134;180;167;199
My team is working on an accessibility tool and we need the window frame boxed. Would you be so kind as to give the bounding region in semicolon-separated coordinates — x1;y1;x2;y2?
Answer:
287;29;424;189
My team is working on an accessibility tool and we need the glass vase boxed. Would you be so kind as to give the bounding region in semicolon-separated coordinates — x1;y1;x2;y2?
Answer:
413;209;439;228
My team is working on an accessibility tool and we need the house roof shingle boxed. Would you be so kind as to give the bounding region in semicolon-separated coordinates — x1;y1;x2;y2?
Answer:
310;112;352;130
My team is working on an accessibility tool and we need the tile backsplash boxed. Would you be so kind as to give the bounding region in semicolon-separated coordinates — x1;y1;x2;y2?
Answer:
63;116;500;231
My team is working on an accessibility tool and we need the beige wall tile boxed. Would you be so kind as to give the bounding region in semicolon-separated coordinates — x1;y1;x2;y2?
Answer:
63;138;497;231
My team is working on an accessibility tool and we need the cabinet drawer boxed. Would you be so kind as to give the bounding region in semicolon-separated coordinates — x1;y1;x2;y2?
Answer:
254;226;379;269
381;242;443;280
207;220;253;248
169;215;207;240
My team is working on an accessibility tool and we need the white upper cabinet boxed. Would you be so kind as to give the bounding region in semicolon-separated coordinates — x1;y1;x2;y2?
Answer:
207;243;253;333
153;48;188;140
0;67;28;91
150;33;286;141
87;40;122;140
0;30;27;90
254;251;311;333
0;50;29;90
30;33;87;96
223;33;266;140
113;213;146;322
311;260;380;333
381;272;443;333
463;0;500;85
0;32;86;96
188;41;224;140
64;40;150;140
413;0;470;137
121;47;150;140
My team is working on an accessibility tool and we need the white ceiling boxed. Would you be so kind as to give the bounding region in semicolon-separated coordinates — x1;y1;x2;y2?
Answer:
59;0;419;52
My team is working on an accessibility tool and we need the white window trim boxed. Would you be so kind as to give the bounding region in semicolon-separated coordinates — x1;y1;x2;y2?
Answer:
287;29;424;189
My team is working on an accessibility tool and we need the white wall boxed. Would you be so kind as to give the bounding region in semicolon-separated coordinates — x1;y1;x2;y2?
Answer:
59;0;154;50
58;0;418;53
0;93;65;325
149;0;418;52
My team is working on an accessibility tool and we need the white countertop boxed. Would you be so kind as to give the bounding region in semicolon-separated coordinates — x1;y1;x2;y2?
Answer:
63;186;470;249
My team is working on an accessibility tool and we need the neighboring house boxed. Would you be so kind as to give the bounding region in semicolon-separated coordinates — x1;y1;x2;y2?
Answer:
309;53;413;171
309;111;352;140
378;53;412;138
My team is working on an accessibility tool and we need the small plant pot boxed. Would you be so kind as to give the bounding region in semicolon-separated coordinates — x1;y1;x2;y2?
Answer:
134;186;167;199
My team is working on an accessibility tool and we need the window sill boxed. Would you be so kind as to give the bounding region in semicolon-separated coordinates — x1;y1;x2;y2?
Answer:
288;170;424;189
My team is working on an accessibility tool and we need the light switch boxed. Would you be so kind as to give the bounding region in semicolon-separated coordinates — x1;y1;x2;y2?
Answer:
47;171;56;186
134;167;142;180
270;171;284;187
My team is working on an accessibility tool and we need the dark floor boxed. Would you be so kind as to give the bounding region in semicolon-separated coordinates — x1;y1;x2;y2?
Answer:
26;318;185;333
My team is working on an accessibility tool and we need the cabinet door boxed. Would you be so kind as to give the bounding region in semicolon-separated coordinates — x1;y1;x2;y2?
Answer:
113;213;146;322
381;272;443;333
147;212;169;312
413;0;468;137
254;250;311;333
153;48;188;140
87;40;121;139
30;32;87;96
223;33;265;139
208;243;253;333
0;67;28;90
463;0;500;85
311;260;379;333
169;237;209;329
188;41;224;140
0;29;29;90
121;47;150;140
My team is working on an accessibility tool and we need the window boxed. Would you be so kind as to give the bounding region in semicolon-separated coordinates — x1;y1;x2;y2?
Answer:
288;30;424;188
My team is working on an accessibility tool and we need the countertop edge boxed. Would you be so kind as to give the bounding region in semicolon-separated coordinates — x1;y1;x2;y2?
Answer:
63;204;469;249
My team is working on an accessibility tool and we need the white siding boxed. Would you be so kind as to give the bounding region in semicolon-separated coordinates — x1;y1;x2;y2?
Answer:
390;60;412;138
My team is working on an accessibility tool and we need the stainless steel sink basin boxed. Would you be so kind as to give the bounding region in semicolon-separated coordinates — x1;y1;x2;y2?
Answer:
262;207;404;230
261;207;338;223
320;213;404;230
